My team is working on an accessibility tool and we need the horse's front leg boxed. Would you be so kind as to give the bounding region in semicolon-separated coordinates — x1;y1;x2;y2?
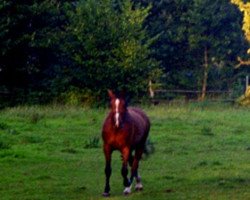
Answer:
103;144;112;197
121;147;132;195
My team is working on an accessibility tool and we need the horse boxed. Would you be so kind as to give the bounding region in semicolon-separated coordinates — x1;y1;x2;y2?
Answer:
102;90;150;197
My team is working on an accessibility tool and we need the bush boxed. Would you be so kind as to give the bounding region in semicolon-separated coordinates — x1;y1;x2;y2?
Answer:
237;86;250;106
58;89;97;106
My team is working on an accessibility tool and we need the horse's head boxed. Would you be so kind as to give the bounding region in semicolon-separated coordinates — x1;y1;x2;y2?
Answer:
108;90;127;128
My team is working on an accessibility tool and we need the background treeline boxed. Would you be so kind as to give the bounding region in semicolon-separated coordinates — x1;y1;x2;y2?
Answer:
0;0;249;106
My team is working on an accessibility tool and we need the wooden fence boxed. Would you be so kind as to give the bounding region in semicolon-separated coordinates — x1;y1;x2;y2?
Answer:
150;89;234;104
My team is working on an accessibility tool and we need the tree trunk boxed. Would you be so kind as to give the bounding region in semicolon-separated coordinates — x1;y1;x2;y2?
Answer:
200;47;208;101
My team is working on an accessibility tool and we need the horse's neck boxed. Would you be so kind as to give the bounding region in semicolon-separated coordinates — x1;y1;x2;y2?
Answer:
108;110;130;127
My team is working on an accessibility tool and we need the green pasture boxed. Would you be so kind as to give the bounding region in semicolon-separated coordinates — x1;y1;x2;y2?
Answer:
0;104;249;200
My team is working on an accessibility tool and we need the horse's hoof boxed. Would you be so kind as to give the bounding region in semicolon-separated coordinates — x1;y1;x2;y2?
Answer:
123;186;132;195
135;183;143;191
102;192;110;197
123;191;131;196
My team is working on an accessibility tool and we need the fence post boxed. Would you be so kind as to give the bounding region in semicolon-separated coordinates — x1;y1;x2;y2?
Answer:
149;80;154;98
246;75;249;89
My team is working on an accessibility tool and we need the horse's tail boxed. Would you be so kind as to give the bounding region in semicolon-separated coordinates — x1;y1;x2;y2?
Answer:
143;138;155;158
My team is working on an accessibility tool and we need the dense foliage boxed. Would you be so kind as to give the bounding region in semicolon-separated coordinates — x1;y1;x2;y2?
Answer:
58;0;159;102
231;0;250;43
0;0;249;106
231;0;250;68
140;0;249;91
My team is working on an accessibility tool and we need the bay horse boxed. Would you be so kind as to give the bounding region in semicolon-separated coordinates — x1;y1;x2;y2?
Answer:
102;90;150;197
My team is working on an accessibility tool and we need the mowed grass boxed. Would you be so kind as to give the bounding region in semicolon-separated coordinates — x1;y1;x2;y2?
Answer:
0;104;249;200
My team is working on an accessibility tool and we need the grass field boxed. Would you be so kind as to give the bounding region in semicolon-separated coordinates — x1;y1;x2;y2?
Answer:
0;103;249;200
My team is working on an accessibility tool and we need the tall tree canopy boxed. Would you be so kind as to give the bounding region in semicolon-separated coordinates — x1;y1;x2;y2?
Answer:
231;0;250;42
55;0;159;101
0;0;159;105
187;0;246;98
0;0;249;106
140;0;246;93
0;0;67;104
231;0;250;67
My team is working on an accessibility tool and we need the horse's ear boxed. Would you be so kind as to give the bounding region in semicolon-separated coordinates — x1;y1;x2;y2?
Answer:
119;90;129;107
108;89;116;99
120;90;126;99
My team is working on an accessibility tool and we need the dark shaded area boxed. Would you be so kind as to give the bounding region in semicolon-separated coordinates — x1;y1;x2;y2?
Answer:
0;0;249;107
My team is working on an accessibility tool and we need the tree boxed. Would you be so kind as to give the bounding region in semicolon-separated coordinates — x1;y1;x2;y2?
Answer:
231;0;250;42
139;0;195;90
0;0;68;104
187;0;246;100
54;0;160;101
231;0;250;68
134;0;246;99
0;0;247;106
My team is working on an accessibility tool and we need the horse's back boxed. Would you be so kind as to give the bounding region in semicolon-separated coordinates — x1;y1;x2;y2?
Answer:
129;107;150;128
129;107;150;125
127;107;150;145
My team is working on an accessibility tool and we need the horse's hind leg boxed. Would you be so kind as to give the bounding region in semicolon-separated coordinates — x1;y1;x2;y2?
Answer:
128;151;134;167
135;175;143;191
130;148;144;191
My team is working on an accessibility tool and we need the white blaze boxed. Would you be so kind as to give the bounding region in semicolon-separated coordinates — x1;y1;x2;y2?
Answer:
115;99;120;127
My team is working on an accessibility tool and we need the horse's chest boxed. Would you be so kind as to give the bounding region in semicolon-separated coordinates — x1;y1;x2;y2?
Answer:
104;130;131;149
